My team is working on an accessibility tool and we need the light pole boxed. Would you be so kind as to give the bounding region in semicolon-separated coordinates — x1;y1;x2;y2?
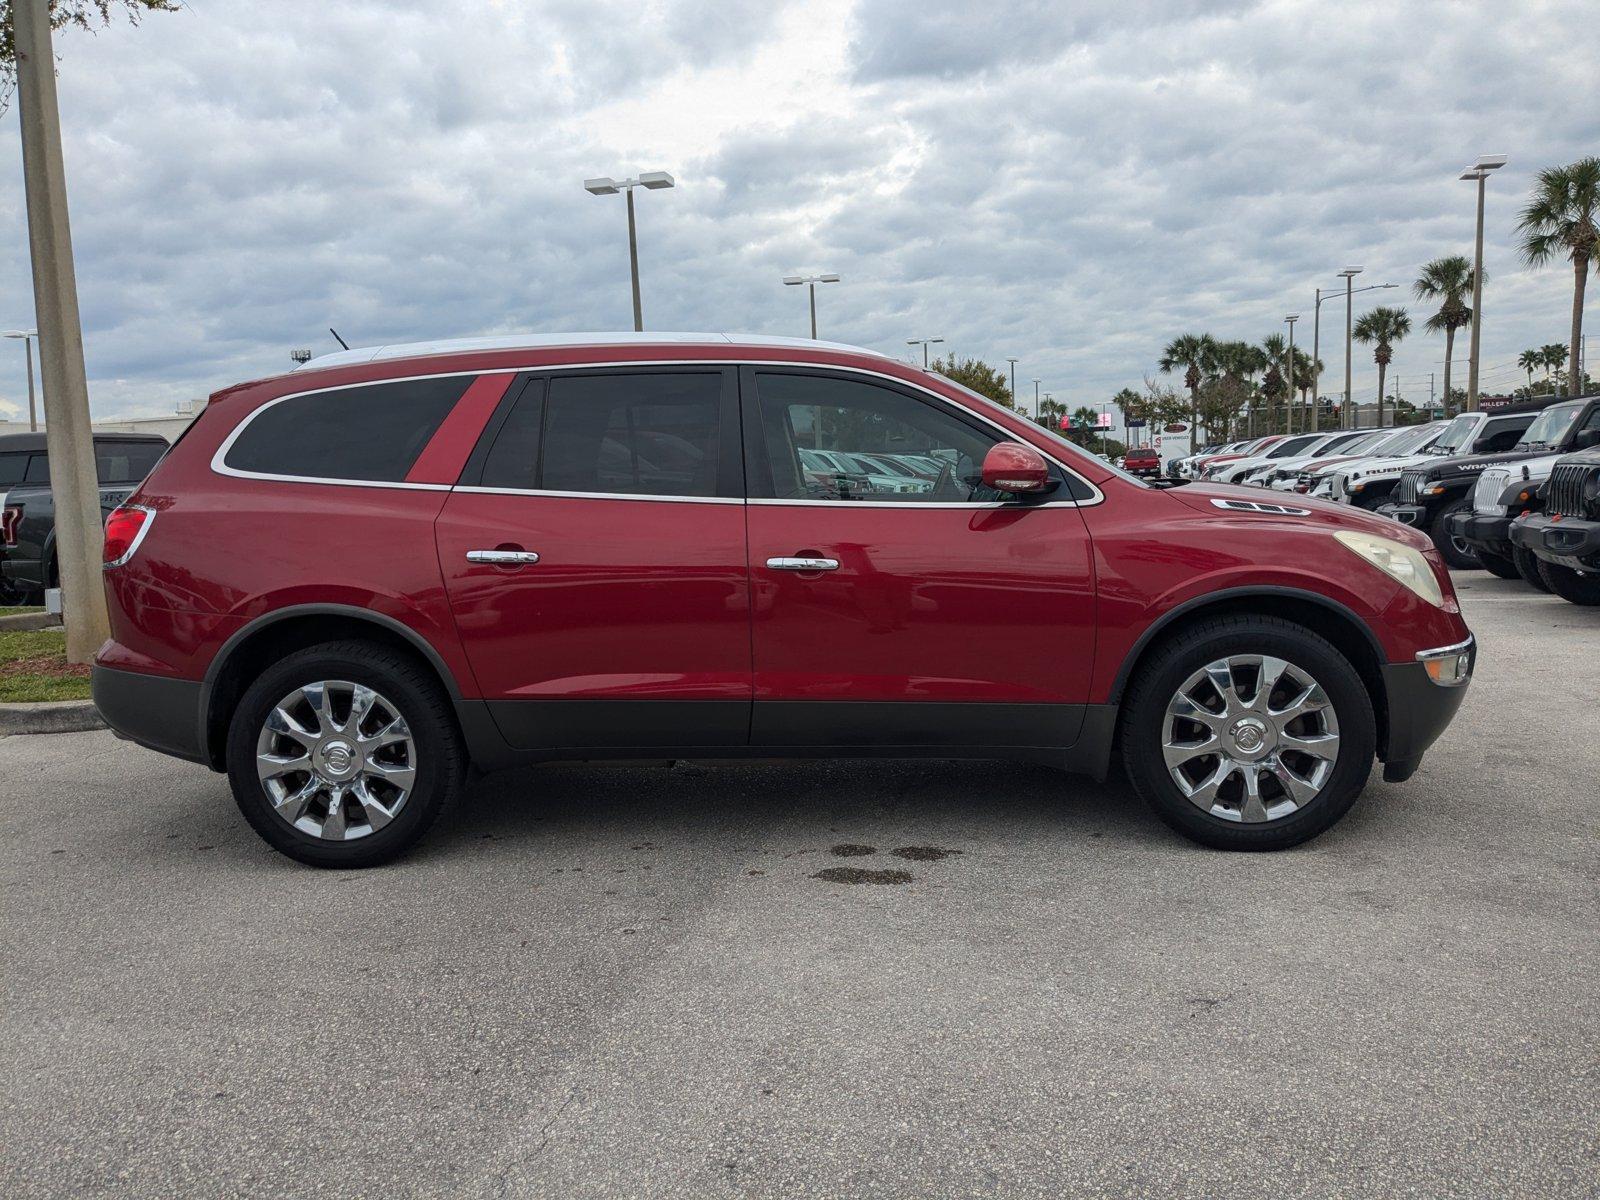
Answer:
290;349;312;365
1032;379;1041;422
1283;314;1299;434
584;171;675;332
1460;154;1507;411
1339;267;1362;428
782;273;840;339
906;337;943;368
1006;357;1019;409
2;330;38;431
1313;281;1396;429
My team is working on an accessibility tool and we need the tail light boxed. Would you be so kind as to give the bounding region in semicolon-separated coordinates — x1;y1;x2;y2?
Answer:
103;504;156;567
1;505;20;547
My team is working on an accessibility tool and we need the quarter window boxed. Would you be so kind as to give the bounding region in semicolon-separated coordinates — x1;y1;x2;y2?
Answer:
753;372;1005;503
0;453;26;485
223;377;470;482
480;372;724;498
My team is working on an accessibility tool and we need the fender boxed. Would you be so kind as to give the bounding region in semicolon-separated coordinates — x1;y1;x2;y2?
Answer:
1105;584;1386;705
198;602;469;761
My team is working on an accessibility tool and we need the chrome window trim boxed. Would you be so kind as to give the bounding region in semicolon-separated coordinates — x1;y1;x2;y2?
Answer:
454;486;742;506
208;359;1106;506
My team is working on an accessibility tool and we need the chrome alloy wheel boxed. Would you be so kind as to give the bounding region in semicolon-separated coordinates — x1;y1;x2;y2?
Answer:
1162;655;1341;824
254;681;416;841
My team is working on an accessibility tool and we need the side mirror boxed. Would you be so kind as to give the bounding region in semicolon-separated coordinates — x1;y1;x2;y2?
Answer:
1574;427;1600;450
980;441;1054;495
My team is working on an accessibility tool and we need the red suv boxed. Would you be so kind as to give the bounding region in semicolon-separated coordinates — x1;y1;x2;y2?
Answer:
92;335;1474;866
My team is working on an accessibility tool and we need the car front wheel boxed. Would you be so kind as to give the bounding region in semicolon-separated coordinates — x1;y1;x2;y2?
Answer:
1475;548;1520;579
1514;543;1553;593
225;641;465;868
1429;498;1481;569
1121;616;1376;850
1538;560;1600;606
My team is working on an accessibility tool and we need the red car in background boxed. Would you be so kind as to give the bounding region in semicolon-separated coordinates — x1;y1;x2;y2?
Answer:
93;334;1473;867
1122;445;1161;477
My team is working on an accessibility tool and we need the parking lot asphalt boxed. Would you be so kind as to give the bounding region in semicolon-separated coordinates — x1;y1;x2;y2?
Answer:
2;573;1597;1199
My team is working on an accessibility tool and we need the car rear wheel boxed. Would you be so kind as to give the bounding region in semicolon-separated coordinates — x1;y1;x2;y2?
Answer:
1475;548;1520;579
1121;616;1375;851
1513;544;1553;593
1429;498;1480;569
225;640;465;868
1538;560;1600;606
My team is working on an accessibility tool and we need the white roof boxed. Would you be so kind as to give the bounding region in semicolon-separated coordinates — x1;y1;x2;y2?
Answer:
299;332;892;371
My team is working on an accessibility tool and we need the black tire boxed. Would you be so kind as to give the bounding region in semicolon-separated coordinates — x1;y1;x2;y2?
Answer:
1120;615;1376;851
225;640;465;868
1538;559;1600;606
1514;544;1553;593
1429;498;1481;569
1476;548;1520;580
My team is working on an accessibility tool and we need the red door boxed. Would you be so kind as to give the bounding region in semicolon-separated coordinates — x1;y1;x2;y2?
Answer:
435;368;751;750
740;367;1097;749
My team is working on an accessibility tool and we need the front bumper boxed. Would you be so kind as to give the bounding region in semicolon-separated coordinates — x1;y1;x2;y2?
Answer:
1380;635;1475;782
1376;502;1427;527
91;664;210;766
1444;510;1513;553
1509;512;1600;570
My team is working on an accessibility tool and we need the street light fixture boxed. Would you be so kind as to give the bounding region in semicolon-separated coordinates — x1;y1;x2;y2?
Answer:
2;329;39;431
1312;281;1396;426
906;337;943;368
584;171;676;332
782;273;841;339
290;349;312;365
1459;154;1507;411
1338;267;1362;428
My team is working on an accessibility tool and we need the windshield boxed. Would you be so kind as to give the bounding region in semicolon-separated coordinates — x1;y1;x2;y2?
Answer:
1429;414;1478;454
1377;423;1444;455
1518;402;1582;449
1268;434;1322;458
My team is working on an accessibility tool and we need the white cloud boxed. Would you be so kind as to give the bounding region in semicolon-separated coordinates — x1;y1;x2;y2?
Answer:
0;0;1594;420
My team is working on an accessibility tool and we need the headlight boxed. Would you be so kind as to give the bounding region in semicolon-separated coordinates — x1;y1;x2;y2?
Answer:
1334;531;1444;608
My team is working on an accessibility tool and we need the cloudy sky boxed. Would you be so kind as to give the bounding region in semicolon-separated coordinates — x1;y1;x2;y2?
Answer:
1;0;1595;423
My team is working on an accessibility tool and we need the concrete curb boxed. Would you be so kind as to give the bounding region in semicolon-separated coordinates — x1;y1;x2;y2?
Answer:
0;612;61;631
0;699;105;736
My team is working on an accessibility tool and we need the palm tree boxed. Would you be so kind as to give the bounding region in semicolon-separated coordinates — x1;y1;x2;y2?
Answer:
1259;334;1288;432
1541;342;1569;385
1413;256;1477;417
1517;156;1600;397
1518;348;1540;389
1290;348;1322;427
1352;306;1411;427
1159;333;1217;436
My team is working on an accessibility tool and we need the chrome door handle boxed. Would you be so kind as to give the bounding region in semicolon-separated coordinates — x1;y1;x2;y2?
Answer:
466;549;540;565
766;556;839;571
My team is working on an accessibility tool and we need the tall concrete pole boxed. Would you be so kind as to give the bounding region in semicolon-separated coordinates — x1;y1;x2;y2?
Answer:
625;187;643;332
14;0;111;662
1344;277;1355;428
1467;172;1486;411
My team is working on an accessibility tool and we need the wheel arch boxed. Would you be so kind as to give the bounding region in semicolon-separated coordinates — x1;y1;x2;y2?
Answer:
199;605;465;771
1107;586;1390;759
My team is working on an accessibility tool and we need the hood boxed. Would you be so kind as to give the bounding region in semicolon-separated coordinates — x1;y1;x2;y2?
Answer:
1168;480;1434;548
1340;451;1438;479
1414;446;1554;482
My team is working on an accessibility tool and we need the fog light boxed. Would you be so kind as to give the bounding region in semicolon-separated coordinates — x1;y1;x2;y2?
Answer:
1422;651;1471;685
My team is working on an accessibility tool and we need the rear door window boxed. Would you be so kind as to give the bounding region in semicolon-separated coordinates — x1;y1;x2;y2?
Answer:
223;376;470;482
0;453;27;485
477;371;729;498
22;453;49;483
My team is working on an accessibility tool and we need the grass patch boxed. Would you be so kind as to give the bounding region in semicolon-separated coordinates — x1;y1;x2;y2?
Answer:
0;627;91;703
0;606;45;617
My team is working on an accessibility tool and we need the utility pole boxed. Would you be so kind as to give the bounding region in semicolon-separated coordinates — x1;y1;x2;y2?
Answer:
2;330;38;430
14;0;110;662
1032;379;1041;422
1461;155;1507;410
1006;357;1019;409
1284;314;1299;435
1339;267;1361;429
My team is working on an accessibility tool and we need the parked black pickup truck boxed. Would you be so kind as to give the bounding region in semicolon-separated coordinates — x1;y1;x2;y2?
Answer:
1510;445;1600;605
1;432;168;602
1380;395;1600;568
